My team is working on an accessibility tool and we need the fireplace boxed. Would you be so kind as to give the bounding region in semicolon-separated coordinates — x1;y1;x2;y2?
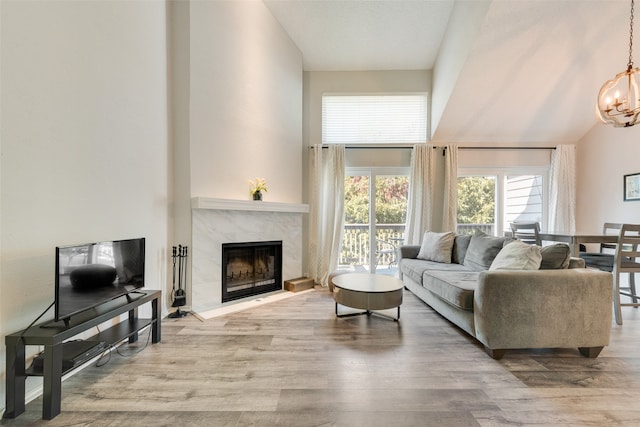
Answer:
221;240;282;302
191;198;307;312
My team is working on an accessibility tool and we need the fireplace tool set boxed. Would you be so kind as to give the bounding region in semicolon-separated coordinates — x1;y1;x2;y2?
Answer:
168;245;188;318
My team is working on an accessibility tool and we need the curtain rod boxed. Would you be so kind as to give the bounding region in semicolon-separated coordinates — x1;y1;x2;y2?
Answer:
458;146;556;150
309;145;414;150
309;145;556;150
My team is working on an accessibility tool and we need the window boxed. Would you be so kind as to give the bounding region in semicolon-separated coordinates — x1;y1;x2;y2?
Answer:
457;168;547;236
504;175;543;225
321;94;418;274
340;167;409;275
457;176;496;236
322;94;428;144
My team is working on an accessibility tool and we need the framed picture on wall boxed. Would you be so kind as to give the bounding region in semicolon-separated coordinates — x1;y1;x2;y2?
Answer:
624;173;640;201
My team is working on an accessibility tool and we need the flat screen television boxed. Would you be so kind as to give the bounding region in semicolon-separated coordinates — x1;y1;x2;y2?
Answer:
55;237;145;322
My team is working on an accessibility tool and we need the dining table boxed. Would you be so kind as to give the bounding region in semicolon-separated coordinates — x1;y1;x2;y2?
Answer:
537;231;619;256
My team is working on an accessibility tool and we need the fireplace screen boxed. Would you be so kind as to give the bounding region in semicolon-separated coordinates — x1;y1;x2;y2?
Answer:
221;241;282;302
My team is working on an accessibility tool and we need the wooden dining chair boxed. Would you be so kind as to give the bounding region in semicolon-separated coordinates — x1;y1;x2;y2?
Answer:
612;224;640;325
509;221;541;245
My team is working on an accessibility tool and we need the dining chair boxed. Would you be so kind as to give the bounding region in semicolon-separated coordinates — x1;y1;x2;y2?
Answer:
580;223;640;325
509;221;541;245
611;224;640;325
579;222;622;270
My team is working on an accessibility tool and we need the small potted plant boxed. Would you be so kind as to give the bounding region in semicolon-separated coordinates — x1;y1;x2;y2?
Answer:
248;177;268;201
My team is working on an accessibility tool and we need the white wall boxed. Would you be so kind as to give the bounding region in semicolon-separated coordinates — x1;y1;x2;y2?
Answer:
167;0;192;293
431;0;490;142
167;1;303;309
576;124;640;230
1;0;169;409
188;0;303;204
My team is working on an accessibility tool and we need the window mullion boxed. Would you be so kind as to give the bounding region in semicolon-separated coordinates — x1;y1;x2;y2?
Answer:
369;172;376;272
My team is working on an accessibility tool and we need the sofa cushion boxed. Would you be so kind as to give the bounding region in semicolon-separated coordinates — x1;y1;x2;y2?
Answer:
400;258;472;284
540;243;571;269
452;234;472;265
463;231;508;271
489;240;542;271
422;270;479;311
417;231;456;263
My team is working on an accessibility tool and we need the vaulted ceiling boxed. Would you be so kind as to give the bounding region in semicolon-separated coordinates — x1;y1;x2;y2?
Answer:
264;0;630;145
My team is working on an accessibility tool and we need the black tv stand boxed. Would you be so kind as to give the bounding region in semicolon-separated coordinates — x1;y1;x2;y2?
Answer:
3;289;161;420
126;290;146;302
38;317;74;329
30;340;107;374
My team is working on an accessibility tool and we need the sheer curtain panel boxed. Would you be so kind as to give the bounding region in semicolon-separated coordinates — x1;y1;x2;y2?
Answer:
441;144;458;232
548;144;576;233
404;144;458;244
404;144;436;244
308;144;346;286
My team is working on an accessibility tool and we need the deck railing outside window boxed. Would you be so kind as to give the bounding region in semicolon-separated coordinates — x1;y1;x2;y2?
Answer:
340;224;404;266
340;223;495;266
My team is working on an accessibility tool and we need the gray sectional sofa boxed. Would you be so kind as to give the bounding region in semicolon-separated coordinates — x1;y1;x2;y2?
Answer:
398;231;613;359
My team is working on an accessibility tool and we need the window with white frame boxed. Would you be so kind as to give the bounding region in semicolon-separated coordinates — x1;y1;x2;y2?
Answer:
340;167;409;275
322;94;428;144
457;168;548;236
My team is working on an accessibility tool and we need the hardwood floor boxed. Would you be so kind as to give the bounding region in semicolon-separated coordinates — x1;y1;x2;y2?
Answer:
4;286;640;426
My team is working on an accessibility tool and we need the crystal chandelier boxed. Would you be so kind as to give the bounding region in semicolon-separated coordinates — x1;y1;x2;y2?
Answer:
597;0;640;127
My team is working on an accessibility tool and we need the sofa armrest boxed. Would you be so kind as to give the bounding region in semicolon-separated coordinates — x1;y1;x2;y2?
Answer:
397;245;421;280
568;256;585;268
399;245;421;260
473;269;612;352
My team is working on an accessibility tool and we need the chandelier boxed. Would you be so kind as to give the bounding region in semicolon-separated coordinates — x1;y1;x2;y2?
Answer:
597;0;640;127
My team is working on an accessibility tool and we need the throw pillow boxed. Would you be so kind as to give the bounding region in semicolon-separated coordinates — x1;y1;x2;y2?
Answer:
489;240;542;271
417;231;456;264
463;230;508;271
452;234;472;264
539;243;571;269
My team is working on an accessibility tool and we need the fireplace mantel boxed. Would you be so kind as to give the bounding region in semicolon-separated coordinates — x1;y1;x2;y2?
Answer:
192;197;308;214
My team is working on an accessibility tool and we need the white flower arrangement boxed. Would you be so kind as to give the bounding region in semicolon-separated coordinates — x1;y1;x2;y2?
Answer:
248;177;268;196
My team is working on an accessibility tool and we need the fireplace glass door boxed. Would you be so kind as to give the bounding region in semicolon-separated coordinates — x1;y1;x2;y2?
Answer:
222;241;282;302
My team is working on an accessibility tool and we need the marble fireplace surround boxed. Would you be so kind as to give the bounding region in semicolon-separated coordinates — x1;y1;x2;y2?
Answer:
191;197;309;313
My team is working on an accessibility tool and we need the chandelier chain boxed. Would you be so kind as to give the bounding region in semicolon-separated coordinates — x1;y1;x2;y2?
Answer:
630;0;635;69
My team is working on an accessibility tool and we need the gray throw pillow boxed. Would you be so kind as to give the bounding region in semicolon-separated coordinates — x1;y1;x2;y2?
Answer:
417;231;456;263
452;234;472;264
463;231;508;271
539;243;571;269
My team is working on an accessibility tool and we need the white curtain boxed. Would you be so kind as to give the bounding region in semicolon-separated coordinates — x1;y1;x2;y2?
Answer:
548;144;576;233
441;144;458;232
308;144;345;286
404;144;459;244
404;144;436;244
